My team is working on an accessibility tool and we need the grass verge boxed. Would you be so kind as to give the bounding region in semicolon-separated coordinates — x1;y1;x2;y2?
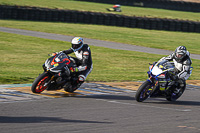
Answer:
0;0;199;21
0;32;199;84
0;20;200;55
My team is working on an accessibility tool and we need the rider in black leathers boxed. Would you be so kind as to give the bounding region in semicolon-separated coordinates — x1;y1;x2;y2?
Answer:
62;37;93;92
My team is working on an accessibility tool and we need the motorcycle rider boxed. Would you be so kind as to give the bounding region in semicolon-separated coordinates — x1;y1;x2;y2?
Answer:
159;46;192;93
107;4;122;12
61;37;93;92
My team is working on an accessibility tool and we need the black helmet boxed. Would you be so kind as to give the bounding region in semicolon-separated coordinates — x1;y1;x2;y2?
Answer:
175;46;187;61
71;37;84;52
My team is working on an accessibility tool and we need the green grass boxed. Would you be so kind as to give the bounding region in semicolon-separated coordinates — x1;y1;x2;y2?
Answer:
0;31;199;84
0;0;199;21
0;20;200;55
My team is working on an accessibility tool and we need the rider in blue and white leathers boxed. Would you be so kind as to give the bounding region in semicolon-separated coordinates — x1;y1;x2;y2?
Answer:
159;46;192;91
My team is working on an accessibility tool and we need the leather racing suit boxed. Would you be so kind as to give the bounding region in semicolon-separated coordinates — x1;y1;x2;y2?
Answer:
161;52;192;81
62;44;93;89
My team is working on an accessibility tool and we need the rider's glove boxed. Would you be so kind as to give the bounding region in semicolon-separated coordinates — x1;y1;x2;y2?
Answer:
158;57;165;62
172;75;178;81
70;67;79;72
50;51;63;56
51;52;58;56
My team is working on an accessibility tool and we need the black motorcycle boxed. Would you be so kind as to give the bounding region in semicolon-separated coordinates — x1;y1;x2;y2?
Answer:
31;52;78;93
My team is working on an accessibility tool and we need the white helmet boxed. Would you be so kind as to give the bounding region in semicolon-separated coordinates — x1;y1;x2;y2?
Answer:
71;37;84;52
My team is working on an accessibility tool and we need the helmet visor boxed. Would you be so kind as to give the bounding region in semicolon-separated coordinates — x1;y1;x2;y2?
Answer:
176;52;184;59
72;44;81;50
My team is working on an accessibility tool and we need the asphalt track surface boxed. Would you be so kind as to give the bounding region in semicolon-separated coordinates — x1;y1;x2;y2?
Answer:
1;83;200;133
1;27;200;133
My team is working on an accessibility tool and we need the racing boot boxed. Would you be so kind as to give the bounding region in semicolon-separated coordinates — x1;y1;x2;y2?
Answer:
71;80;84;92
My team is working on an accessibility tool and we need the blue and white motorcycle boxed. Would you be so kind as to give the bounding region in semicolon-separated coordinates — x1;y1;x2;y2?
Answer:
135;59;193;102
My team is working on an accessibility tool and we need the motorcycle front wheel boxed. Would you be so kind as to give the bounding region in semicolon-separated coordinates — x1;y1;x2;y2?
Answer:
135;80;152;102
31;72;51;93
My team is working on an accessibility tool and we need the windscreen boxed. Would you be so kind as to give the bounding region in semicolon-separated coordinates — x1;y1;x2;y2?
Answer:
54;53;69;62
157;60;174;71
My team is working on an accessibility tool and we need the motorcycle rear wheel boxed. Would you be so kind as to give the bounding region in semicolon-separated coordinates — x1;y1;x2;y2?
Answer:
166;83;186;101
31;72;51;93
64;82;74;93
135;80;152;102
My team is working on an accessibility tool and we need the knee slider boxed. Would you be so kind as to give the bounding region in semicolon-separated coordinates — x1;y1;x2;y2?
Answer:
78;75;86;82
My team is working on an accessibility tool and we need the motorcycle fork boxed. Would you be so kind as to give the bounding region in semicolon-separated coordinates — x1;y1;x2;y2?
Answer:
42;74;53;88
148;80;158;96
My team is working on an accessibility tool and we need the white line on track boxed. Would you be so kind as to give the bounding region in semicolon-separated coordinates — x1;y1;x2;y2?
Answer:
96;99;192;112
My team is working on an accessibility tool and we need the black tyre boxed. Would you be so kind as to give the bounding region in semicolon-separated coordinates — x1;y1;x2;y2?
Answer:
166;81;186;101
135;80;152;102
31;72;51;93
64;83;79;93
63;82;74;93
166;82;186;101
64;87;75;93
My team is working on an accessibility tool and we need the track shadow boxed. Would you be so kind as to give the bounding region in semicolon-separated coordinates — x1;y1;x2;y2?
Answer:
144;99;200;107
78;94;136;101
0;116;113;124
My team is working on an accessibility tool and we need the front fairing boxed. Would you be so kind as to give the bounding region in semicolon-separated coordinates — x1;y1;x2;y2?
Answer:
151;66;163;76
148;60;175;92
45;53;71;73
150;60;174;77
